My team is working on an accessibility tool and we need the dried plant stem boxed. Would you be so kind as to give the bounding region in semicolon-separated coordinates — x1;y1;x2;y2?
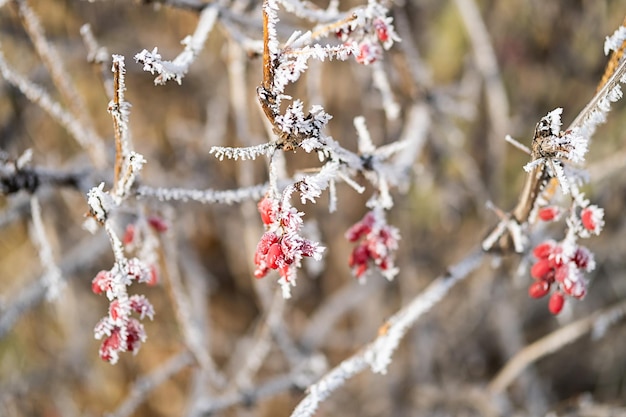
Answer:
110;57;129;192
488;299;626;394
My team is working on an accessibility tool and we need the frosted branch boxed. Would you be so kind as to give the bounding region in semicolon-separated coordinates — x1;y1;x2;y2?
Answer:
209;142;276;161
29;196;64;301
136;183;269;204
134;4;218;85
489;299;626;394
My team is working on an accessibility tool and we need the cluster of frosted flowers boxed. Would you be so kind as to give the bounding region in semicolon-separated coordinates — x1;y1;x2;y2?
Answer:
254;195;324;298
528;204;604;314
345;209;400;281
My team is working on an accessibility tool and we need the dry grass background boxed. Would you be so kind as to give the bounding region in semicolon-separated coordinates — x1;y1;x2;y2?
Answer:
1;0;626;416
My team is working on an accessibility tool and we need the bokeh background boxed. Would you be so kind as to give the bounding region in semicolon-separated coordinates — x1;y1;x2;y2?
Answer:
1;0;625;416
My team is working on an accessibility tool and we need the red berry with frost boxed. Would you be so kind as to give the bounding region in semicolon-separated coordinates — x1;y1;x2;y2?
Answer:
548;291;565;315
374;18;389;42
538;206;560;221
533;241;555;259
581;206;604;234
528;281;550;298
349;244;370;268
257;197;275;225
147;265;159;286
266;243;283;269
573;246;593;271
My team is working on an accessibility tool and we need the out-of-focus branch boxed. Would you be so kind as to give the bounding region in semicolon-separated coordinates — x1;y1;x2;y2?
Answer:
134;4;218;85
0;50;107;167
13;0;104;162
488;299;626;394
0;232;109;339
290;248;485;417
106;350;195;417
454;0;510;194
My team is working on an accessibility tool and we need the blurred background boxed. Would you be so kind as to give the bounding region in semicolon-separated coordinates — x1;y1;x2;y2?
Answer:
1;0;625;416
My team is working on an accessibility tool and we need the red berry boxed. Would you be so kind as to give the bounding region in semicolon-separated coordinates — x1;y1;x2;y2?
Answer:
533;241;555;259
530;259;552;279
147;215;169;233
257;197;275;225
528;281;550;298
349;244;370;267
123;224;135;245
554;264;570;284
538;206;560;221
147;265;159;286
581;207;603;233
573;247;592;270
266;243;283;269
374;18;389;42
548;291;565;315
354;263;368;278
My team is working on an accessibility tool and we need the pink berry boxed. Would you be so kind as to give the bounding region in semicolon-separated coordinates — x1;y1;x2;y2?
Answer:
548;291;565;315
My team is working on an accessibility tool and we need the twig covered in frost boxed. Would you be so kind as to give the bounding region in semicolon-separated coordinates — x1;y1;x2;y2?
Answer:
488;299;626;394
290;248;485;417
136;183;269;204
28;196;64;301
135;4;218;85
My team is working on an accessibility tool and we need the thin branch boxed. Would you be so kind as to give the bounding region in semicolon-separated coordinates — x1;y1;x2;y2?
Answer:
488;299;626;394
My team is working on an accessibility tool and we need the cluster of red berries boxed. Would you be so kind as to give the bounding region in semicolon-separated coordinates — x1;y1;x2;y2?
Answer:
346;211;399;280
528;204;603;314
254;196;322;283
528;240;593;314
92;259;155;363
